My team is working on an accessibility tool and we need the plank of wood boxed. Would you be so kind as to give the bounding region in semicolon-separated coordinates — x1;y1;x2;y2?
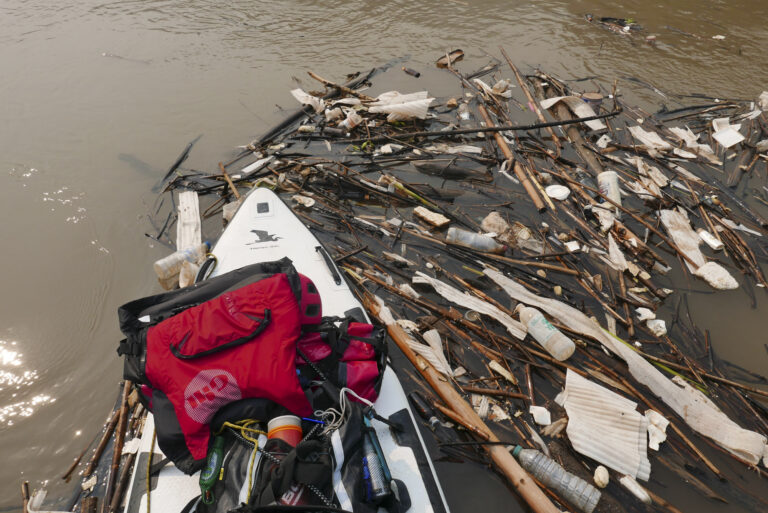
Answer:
176;190;201;250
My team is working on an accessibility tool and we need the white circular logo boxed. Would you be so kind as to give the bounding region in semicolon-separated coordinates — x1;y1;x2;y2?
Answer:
183;369;241;424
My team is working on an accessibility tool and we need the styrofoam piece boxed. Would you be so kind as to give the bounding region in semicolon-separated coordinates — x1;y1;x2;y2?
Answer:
645;410;669;451
594;466;609;488
635;308;655;322
558;370;651;480
290;88;324;113
529;405;552;426
413;206;450;228
545;184;570;200
694;261;739;290
483;269;768;466
712;117;745;148
697;229;723;250
619;476;652;504
539;96;606;130
413;271;526;339
481;211;510;235
646;319;667;337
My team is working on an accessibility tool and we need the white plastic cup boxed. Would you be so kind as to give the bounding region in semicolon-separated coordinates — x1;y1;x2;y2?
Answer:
597;171;621;216
518;306;575;361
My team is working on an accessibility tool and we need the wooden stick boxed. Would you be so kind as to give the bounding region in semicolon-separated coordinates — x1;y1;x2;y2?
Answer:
362;293;562;513
461;385;529;401
499;47;561;148
108;451;137;513
61;444;88;482
218;162;241;200
102;381;132;513
477;104;546;212
84;409;121;477
307;71;375;101
21;481;30;513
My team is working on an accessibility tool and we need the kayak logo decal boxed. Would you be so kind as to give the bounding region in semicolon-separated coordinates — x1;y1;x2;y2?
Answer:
248;229;282;244
184;369;241;424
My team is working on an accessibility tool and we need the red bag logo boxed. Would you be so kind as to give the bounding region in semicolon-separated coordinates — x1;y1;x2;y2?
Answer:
184;369;242;424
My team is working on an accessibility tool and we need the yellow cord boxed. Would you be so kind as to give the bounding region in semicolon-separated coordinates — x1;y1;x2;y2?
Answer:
215;420;266;504
147;428;156;513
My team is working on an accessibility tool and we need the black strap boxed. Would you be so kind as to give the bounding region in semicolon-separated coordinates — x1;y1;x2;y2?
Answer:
117;338;142;357
170;309;271;359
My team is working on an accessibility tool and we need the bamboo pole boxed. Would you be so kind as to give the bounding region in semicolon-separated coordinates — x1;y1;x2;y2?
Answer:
362;292;562;513
499;47;562;149
84;409;121;477
102;381;132;513
477;104;546;212
218;162;241;200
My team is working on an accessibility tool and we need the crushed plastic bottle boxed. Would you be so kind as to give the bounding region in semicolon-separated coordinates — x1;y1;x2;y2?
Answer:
517;306;575;361
153;241;210;281
446;227;506;254
513;446;601;513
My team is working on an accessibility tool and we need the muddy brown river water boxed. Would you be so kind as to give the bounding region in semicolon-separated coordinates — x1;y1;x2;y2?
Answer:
1;1;767;512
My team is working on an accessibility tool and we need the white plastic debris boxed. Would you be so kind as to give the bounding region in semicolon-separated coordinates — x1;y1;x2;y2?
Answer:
564;240;581;253
481;211;510;235
668;126;721;164
712;117;745;148
421;329;453;377
482;270;768;466
27;490;71;513
339;109;363;130
290;88;324;113
539;95;606;130
545;184;570;201
490;360;518;385
659;208;738;290
645;410;669;451
557;370;651;480
619;475;652;504
606;233;629;271
413;206;450;228
529;405;552;426
292;194;315;208
413;271;526;339
628;126;672;151
325;107;343;122
594;466;610;489
368;91;434;121
697;229;723;251
241;155;274;176
718;218;763;237
635;308;655;322
646;319;667;337
471;394;490;419
596;134;612;149
472;78;513;98
541;417;568;437
759;91;768;111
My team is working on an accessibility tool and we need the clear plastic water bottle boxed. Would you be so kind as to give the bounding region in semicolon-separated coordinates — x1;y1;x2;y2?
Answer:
513;446;601;513
153;241;210;281
446;227;506;254
517;306;575;361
